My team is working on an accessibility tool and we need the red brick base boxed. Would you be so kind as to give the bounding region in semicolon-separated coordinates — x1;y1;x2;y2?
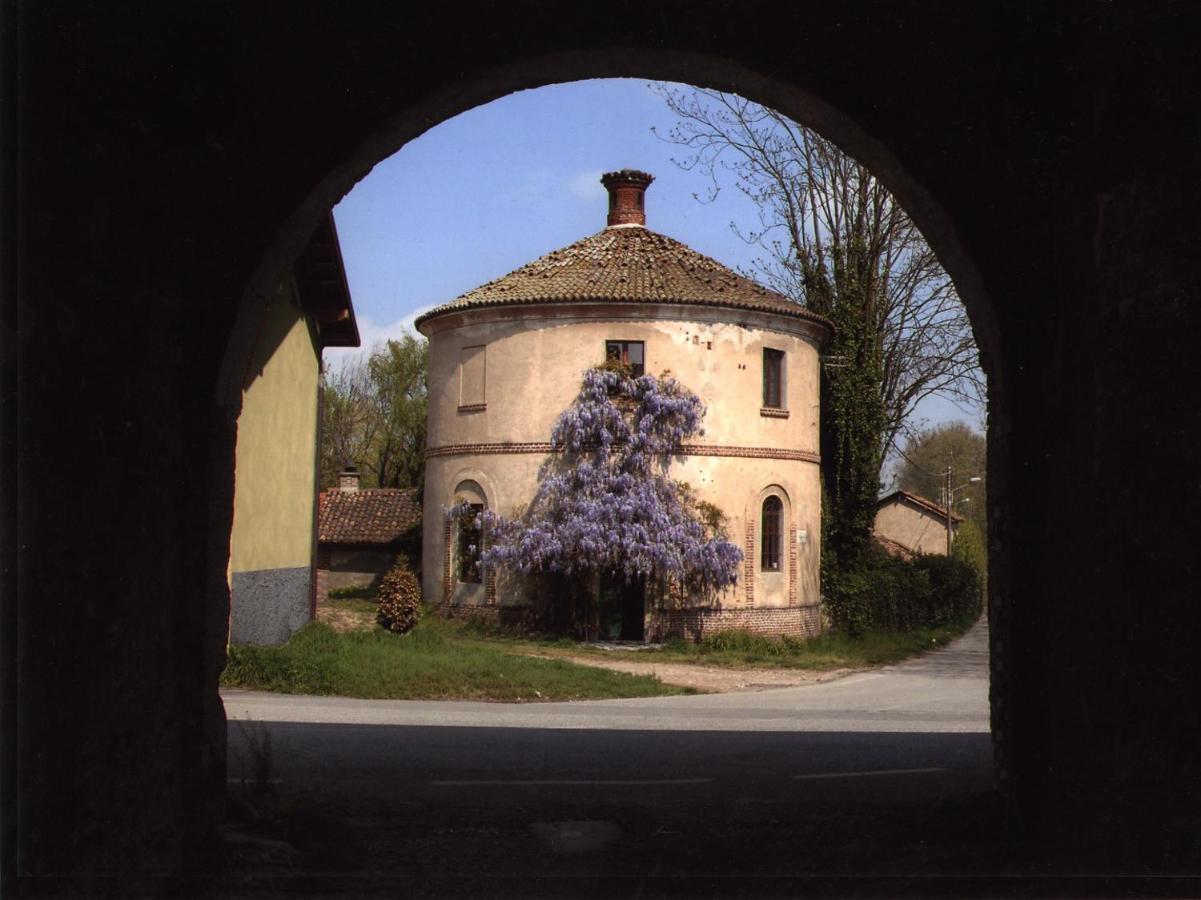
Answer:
651;604;824;642
434;601;825;643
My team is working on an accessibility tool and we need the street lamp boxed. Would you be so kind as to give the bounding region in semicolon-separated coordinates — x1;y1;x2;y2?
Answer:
944;470;982;555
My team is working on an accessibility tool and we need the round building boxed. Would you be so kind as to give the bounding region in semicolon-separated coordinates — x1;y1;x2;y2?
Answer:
416;170;832;640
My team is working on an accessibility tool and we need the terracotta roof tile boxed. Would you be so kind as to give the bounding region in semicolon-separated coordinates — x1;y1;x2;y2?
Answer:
318;488;421;546
415;227;833;333
876;489;964;523
874;534;918;561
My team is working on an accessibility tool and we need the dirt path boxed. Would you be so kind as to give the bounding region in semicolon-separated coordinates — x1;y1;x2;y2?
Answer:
537;654;862;693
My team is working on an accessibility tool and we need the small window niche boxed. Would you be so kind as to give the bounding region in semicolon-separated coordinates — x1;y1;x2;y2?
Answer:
459;344;486;411
605;340;645;377
762;347;788;417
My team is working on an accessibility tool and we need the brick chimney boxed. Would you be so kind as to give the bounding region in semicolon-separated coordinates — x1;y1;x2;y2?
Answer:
338;465;360;492
601;170;654;227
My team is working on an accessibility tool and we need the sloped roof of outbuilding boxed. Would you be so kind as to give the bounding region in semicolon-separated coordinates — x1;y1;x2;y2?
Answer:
414;226;833;333
318;487;422;546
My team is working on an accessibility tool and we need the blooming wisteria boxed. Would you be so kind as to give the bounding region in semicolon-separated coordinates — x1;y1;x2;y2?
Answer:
462;367;742;597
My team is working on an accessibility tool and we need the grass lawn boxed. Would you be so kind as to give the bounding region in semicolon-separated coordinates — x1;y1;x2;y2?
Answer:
542;618;980;670
224;597;980;700
221;609;695;701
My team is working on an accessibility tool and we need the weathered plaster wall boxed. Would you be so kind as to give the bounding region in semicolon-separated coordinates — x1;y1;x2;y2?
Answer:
419;304;824;622
874;501;950;556
227;280;321;645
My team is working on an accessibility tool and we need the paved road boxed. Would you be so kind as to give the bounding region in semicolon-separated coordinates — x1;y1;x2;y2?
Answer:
224;617;992;810
224;615;988;734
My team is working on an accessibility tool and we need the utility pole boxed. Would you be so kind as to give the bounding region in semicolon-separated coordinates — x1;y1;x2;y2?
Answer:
943;463;982;555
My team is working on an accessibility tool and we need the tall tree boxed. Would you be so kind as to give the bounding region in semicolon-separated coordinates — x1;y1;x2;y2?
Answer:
654;86;983;564
319;357;376;490
319;333;428;491
895;420;987;536
365;335;428;490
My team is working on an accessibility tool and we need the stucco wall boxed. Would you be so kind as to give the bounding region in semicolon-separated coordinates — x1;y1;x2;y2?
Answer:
228;281;321;644
420;303;824;628
874;500;951;556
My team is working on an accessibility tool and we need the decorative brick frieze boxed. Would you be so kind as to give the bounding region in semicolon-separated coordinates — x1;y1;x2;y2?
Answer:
442;518;453;604
759;407;790;418
426;441;819;465
456;403;487;413
788;523;798;606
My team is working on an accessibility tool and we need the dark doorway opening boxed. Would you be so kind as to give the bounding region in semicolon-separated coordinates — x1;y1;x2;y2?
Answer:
598;573;645;642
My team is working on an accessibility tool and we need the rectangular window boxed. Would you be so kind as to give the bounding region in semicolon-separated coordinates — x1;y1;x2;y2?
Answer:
457;503;483;583
763;348;785;409
459;345;486;408
605;340;645;377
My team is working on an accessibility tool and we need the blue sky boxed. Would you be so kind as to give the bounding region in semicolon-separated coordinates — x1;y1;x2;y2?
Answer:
328;78;983;441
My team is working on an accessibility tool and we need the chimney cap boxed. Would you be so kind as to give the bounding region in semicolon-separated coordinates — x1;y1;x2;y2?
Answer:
600;170;654;227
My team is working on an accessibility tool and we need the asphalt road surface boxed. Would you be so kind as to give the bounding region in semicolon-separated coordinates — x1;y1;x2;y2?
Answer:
215;620;1020;895
224;617;992;809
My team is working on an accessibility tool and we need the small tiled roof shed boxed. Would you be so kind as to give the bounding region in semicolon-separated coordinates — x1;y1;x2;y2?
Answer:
318;487;422;549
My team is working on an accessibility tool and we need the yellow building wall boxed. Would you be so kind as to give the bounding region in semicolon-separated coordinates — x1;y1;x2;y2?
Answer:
228;281;321;644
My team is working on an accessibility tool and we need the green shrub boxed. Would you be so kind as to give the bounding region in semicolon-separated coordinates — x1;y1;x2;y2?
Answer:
823;544;981;636
376;561;422;634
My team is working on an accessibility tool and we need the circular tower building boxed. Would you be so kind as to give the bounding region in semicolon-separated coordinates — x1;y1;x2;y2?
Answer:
416;170;832;640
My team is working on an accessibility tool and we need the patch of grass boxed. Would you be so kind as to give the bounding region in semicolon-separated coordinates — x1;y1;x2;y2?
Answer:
496;614;980;671
222;618;693;701
324;597;377;617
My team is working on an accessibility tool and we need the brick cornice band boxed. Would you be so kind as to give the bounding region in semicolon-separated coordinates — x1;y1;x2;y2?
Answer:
426;441;820;464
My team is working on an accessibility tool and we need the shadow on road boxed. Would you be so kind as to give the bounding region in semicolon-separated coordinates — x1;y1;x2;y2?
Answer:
214;722;1195;897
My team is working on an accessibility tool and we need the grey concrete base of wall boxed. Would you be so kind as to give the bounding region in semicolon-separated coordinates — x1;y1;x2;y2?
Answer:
230;566;311;646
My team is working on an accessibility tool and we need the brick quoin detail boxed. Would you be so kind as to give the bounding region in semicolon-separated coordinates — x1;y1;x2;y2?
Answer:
485;570;497;605
788;523;798;606
442;518;453;604
426;442;820;465
744;520;755;606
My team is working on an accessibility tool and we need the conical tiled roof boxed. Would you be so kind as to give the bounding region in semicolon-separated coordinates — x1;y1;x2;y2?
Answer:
415;226;833;332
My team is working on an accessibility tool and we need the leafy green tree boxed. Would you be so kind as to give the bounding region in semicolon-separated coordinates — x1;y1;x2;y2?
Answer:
894;420;986;536
365;335;428;490
319;332;428;491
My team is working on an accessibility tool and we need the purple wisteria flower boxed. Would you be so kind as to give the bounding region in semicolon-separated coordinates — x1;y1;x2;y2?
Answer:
465;367;742;597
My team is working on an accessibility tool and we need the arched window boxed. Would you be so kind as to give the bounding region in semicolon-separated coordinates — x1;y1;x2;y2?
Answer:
761;496;783;571
456;504;483;584
452;480;487;586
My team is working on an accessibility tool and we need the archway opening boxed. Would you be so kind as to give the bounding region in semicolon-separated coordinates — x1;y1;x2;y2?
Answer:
221;65;1005;884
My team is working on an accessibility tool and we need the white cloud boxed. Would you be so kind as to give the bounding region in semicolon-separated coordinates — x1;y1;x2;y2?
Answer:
321;305;435;373
567;170;606;201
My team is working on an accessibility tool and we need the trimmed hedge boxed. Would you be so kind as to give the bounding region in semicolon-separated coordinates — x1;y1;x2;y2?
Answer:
824;544;982;637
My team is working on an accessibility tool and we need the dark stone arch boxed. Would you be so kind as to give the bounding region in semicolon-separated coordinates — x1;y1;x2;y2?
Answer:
11;3;1201;888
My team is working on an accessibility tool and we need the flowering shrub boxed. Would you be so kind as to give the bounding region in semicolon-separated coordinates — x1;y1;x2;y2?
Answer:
471;368;742;604
376;560;422;634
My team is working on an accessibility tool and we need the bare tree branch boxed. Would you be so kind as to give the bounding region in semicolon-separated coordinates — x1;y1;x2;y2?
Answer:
653;85;984;467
